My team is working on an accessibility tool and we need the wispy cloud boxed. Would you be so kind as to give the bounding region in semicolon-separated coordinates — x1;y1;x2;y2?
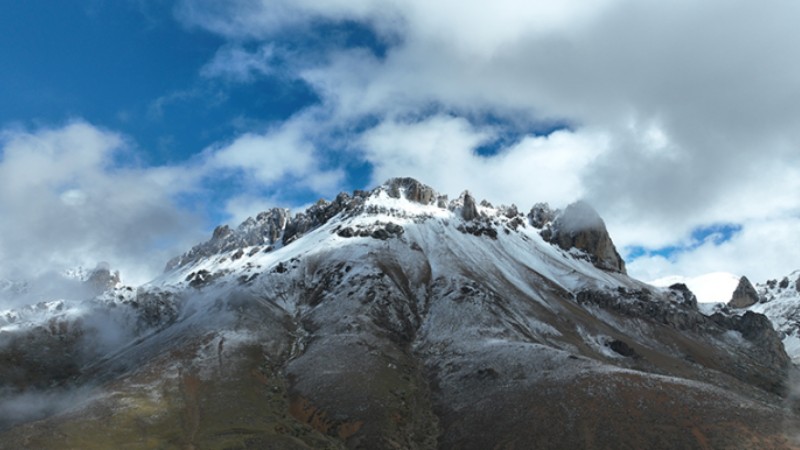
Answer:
200;44;276;82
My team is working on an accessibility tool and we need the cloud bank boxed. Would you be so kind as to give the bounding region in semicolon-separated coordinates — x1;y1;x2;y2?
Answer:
0;122;199;284
3;0;800;289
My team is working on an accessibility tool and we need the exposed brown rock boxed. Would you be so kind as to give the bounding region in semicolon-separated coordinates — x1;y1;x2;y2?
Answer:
729;276;759;308
549;201;626;274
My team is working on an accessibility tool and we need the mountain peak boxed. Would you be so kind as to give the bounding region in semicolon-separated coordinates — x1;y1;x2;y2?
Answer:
164;179;627;276
728;275;759;308
380;177;440;205
545;201;626;274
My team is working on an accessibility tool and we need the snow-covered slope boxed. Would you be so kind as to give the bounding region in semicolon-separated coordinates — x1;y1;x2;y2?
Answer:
156;185;627;299
0;178;797;449
738;271;800;363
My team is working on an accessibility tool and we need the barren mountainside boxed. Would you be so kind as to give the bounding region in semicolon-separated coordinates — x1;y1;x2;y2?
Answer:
730;271;800;365
1;178;799;449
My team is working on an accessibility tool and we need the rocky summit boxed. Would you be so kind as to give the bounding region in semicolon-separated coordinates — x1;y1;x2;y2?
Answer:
1;178;799;449
729;276;760;309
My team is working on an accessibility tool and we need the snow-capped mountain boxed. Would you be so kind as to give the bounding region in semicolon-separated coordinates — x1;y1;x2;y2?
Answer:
0;178;798;449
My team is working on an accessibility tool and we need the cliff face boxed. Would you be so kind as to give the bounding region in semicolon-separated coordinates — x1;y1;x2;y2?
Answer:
543;201;626;274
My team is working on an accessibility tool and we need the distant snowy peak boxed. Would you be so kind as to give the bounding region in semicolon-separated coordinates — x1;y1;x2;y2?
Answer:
758;270;800;302
165;177;627;276
746;271;800;363
649;272;740;304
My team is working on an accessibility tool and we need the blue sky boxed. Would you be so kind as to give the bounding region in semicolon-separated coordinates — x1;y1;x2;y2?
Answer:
1;0;799;283
0;1;316;166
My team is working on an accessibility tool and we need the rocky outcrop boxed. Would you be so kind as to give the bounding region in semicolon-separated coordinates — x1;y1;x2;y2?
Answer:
528;203;555;229
85;263;120;295
384;177;436;204
547;201;626;274
729;276;759;308
576;287;705;332
165;192;369;271
461;192;479;221
668;283;698;309
577;286;789;395
708;310;790;394
166;179;448;271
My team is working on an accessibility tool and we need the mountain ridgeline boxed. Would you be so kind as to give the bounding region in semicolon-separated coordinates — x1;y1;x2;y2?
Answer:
167;178;626;277
0;178;798;449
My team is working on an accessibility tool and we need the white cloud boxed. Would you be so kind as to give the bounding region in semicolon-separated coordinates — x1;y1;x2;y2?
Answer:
138;111;348;230
0;118;344;288
177;0;800;281
206;129;314;182
200;44;275;82
627;216;800;283
361;115;608;207
222;195;284;226
176;0;616;49
0;121;204;284
202;115;345;194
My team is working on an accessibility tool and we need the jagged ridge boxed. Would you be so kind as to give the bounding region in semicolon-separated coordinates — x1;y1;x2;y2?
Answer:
167;177;626;276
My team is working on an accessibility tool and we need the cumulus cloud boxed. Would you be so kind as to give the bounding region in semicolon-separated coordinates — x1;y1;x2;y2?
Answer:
0;112;348;293
628;216;800;282
178;0;800;281
0;121;205;284
200;114;346;211
361;115;607;207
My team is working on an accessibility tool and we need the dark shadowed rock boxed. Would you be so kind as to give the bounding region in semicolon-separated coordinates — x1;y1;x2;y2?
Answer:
461;191;479;221
608;339;638;358
528;203;555;229
729;276;759;308
502;204;519;219
708;310;790;394
212;224;233;240
668;283;698;309
548;201;626;274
